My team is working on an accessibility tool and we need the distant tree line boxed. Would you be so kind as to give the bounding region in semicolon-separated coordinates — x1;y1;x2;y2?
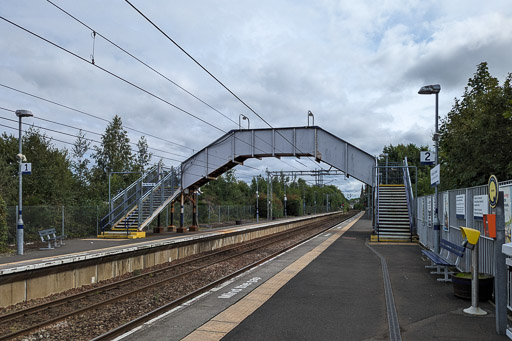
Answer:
200;169;350;219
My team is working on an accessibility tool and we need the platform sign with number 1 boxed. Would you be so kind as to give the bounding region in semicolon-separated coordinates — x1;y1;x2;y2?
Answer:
420;151;435;165
21;162;32;175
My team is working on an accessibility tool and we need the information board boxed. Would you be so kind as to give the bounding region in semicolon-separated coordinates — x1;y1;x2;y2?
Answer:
430;164;440;186
473;195;488;219
456;194;465;219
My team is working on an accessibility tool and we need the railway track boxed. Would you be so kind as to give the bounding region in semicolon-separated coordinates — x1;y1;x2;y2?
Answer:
0;212;356;340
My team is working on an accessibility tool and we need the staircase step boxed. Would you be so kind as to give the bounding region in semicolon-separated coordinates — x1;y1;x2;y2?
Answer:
97;231;146;239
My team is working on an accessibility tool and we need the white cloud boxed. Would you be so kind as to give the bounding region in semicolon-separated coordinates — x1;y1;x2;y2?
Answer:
1;0;512;195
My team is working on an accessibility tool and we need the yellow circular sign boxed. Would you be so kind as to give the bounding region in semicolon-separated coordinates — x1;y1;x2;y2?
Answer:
488;175;499;208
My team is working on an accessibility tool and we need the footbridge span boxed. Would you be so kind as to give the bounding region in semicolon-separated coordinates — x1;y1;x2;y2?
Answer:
101;126;377;235
182;126;376;190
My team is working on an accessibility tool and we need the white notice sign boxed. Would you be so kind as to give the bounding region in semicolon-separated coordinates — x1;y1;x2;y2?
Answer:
427;196;432;226
430;164;440;186
443;192;449;231
456;194;465;219
473;195;489;220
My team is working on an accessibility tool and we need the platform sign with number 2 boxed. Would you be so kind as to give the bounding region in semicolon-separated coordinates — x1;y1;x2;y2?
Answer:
420;151;435;165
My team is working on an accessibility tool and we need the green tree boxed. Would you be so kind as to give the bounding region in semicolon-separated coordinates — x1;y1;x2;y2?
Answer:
91;115;136;200
93;115;134;174
0;128;76;205
439;62;512;188
135;136;152;173
23;128;76;205
71;129;91;190
379;143;432;196
0;132;18;205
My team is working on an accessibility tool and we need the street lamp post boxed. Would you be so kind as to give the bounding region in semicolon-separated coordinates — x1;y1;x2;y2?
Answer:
255;176;260;223
239;114;249;129
419;84;441;254
284;181;287;218
16;109;33;255
307;110;314;126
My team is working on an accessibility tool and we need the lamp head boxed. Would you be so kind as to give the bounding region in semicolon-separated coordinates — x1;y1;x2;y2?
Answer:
418;84;441;95
15;109;33;118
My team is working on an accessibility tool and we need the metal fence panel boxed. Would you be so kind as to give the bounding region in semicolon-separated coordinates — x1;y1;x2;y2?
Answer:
417;182;509;277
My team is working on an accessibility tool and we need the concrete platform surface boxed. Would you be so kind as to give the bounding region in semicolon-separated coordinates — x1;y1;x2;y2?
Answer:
0;214;317;275
116;215;508;341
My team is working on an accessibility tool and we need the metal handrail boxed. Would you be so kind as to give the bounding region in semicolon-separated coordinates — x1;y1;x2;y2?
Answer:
375;170;380;240
100;171;160;230
402;157;415;235
135;168;180;229
100;166;175;232
111;166;156;202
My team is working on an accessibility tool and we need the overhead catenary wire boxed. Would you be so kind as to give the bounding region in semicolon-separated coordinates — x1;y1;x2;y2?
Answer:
0;121;231;181
123;0;324;171
45;0;239;127
0;115;259;177
0;108;187;158
0;106;265;174
0;105;261;172
37;3;306;173
0;82;303;173
0;83;193;151
0;122;180;164
0;15;226;135
0;15;313;174
0;17;304;172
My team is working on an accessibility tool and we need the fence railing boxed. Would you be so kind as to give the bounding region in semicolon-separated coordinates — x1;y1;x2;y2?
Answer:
4;203;331;247
5;205;109;244
416;180;512;276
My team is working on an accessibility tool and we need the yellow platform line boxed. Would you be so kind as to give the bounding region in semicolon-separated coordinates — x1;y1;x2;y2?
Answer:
182;215;362;341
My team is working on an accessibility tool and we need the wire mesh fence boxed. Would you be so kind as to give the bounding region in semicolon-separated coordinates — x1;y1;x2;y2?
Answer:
4;201;339;248
6;205;109;245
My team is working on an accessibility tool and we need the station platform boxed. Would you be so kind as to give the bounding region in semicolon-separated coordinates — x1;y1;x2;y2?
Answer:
0;216;310;275
117;215;507;341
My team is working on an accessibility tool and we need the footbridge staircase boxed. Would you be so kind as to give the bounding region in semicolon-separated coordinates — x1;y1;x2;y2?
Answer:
373;158;416;242
99;166;181;238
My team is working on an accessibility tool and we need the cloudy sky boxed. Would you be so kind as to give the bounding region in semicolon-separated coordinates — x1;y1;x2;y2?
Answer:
1;0;511;197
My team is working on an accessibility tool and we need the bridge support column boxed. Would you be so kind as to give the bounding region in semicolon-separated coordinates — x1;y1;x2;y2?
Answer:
189;190;199;231
153;213;164;233
177;192;186;233
168;202;176;232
